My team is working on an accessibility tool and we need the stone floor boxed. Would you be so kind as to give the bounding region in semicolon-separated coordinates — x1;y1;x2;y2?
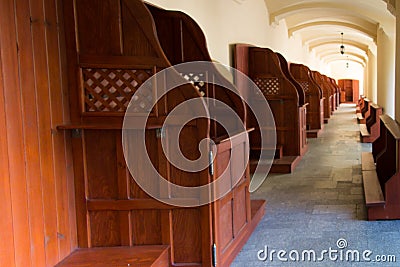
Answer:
232;104;400;266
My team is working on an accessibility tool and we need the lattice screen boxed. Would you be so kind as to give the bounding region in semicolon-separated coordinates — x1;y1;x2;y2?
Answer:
254;77;280;95
82;68;153;112
298;81;309;92
181;73;206;96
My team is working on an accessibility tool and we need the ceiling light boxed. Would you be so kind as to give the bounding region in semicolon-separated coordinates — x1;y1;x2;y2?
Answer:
340;32;345;55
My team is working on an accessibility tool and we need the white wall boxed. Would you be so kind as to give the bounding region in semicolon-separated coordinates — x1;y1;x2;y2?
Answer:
376;27;395;117
146;0;330;73
329;61;365;96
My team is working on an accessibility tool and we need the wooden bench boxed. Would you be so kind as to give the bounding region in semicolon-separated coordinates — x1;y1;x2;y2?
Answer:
361;114;400;220
360;102;382;143
290;63;324;138
233;44;306;173
56;246;170;267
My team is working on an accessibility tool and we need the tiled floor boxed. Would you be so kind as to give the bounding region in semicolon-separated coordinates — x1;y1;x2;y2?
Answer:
232;104;400;266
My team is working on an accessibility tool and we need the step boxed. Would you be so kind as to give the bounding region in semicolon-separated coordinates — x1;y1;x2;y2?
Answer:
250;155;301;174
55;246;170;267
251;145;283;159
306;129;321;138
362;170;385;207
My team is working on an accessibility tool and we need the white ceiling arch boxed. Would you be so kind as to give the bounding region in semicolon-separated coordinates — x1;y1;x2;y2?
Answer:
264;0;394;68
325;56;366;68
288;21;378;42
308;39;369;53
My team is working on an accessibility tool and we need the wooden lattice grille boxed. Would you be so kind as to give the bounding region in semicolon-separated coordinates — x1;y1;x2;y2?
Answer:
181;73;206;96
82;68;153;112
254;77;280;95
298;81;309;92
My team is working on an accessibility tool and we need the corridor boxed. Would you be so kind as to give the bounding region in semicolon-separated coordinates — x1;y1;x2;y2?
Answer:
233;104;400;266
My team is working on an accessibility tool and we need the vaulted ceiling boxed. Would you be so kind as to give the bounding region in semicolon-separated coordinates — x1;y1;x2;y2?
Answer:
264;0;396;67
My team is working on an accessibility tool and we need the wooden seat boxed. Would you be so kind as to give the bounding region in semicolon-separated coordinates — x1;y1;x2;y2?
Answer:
361;114;400;220
362;171;385;207
356;112;364;122
359;124;370;137
56;246;169;267
360;103;382;143
361;152;375;171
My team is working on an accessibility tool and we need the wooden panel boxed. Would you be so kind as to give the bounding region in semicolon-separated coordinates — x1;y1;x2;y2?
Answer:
76;0;122;55
85;130;118;199
132;210;162;245
0;0;77;265
89;211;122;247
31;0;60;263
44;0;76;259
129;130;160;199
14;0;46;265
122;0;160;58
0;0;32;265
233;183;248;236
172;209;202;263
0;10;16;266
217;196;234;251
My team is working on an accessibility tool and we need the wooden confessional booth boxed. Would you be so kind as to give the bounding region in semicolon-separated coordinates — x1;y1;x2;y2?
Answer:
57;0;265;266
311;71;332;123
233;44;307;173
290;64;324;138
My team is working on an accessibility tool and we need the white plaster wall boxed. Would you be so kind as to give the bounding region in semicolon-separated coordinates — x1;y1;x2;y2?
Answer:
145;0;330;74
377;27;395;117
329;61;365;97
